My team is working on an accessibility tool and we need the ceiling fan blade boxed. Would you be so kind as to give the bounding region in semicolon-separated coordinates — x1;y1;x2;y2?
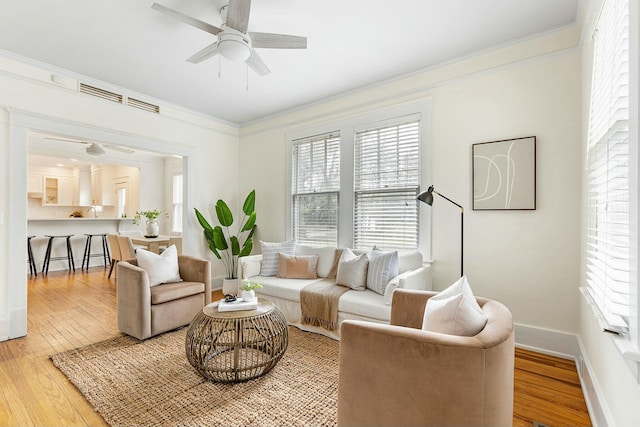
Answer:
104;144;135;154
249;32;307;49
226;0;251;33
45;137;87;145
151;3;223;36
246;50;270;76
186;42;220;64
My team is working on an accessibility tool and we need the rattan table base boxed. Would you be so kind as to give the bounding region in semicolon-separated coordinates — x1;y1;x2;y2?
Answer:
185;298;288;383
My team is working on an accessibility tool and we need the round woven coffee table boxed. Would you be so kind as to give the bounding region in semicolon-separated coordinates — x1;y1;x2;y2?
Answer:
185;298;288;383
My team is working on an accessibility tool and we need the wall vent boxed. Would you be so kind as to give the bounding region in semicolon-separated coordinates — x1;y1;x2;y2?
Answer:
127;97;160;114
79;83;123;104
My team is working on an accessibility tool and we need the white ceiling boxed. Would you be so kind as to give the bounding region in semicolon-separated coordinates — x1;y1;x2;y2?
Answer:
0;0;580;125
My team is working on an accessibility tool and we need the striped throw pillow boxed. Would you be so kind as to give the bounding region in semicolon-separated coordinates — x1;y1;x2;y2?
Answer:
260;240;295;276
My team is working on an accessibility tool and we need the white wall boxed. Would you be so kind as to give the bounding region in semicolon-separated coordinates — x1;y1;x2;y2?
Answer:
0;55;240;339
240;34;582;334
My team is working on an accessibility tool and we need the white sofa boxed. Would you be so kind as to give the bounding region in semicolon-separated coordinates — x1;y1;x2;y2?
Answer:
239;245;431;339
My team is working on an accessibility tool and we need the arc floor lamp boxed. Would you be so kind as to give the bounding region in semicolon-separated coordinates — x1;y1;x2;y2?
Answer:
417;185;464;277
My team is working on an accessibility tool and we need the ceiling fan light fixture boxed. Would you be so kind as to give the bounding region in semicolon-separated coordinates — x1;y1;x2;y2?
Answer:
218;31;251;62
86;143;106;156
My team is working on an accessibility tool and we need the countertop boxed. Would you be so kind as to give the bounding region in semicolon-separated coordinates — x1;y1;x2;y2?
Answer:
28;218;130;221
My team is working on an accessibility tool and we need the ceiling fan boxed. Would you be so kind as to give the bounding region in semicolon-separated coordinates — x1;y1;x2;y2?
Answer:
151;0;307;76
45;137;135;156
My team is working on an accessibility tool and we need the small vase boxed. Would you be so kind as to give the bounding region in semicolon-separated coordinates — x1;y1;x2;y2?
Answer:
146;219;159;237
241;289;256;302
223;278;239;295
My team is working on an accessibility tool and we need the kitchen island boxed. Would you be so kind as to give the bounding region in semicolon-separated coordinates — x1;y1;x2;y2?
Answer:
28;218;140;273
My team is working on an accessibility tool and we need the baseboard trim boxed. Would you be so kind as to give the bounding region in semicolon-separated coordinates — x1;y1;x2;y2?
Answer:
514;323;580;359
514;323;610;427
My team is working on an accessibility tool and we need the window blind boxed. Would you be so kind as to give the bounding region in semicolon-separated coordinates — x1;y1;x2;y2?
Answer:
354;119;420;251
584;0;630;332
291;132;340;246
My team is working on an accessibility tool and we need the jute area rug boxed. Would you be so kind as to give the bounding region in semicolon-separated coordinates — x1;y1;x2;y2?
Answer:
50;327;338;426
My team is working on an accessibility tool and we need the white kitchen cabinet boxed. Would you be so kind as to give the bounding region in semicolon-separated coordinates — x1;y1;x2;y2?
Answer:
91;165;115;206
72;167;91;206
27;173;43;196
42;176;73;206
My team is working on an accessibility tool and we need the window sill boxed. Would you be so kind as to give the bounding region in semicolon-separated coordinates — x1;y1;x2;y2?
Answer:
580;287;640;382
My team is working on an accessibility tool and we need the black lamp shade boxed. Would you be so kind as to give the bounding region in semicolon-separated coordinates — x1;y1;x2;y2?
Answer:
417;185;435;206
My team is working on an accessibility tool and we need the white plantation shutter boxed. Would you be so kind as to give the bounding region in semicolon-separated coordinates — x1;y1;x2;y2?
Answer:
584;0;630;331
354;117;420;251
291;132;340;245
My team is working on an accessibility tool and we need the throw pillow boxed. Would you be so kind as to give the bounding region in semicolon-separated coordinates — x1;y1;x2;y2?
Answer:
277;253;319;279
260;240;295;276
336;248;368;291
421;276;488;336
366;248;399;295
136;245;182;287
294;245;337;278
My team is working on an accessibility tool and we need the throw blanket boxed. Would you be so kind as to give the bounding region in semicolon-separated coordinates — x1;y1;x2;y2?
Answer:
301;280;350;331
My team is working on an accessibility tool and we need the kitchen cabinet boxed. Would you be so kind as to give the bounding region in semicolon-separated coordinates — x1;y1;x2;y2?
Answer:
42;176;72;206
91;165;115;206
28;173;43;196
72;167;91;206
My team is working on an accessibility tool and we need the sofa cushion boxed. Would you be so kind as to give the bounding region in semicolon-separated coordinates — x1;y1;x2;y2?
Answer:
278;253;318;279
260;240;295;276
336;249;368;291
150;281;205;305
255;276;325;302
295;245;337;278
366;248;398;295
136;245;182;286
422;276;487;336
338;289;390;321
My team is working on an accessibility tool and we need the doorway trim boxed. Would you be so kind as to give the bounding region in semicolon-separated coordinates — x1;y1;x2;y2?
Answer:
5;108;195;339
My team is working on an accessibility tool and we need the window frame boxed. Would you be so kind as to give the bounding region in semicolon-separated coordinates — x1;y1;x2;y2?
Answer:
582;0;640;377
285;99;432;257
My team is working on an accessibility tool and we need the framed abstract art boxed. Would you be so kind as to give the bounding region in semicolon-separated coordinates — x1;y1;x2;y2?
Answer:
472;136;536;210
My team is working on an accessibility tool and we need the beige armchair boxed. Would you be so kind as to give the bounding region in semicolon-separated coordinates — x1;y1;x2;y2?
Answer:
117;255;211;340
338;289;514;427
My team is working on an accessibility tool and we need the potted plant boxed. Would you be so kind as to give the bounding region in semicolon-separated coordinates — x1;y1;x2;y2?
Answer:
240;279;262;302
194;190;257;294
133;209;169;237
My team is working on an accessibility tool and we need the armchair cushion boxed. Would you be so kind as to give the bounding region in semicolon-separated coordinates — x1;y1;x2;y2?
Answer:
136;245;182;286
422;276;488;336
150;281;206;305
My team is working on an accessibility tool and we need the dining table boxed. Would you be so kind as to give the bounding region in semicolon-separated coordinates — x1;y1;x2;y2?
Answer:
130;235;170;254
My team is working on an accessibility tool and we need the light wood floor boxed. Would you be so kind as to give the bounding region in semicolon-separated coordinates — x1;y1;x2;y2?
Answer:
0;267;591;427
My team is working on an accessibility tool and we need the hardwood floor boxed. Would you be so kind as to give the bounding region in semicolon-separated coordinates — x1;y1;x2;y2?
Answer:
0;268;591;426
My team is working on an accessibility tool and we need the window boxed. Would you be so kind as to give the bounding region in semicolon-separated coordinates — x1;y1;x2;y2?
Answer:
172;174;183;233
354;119;420;250
291;132;340;245
583;0;630;333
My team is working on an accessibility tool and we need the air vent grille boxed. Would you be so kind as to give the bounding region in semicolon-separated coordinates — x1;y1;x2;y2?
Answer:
127;97;160;114
79;83;123;104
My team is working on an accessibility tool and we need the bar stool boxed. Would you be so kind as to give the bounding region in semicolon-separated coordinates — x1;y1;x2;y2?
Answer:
27;235;38;276
42;234;75;275
81;233;111;271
